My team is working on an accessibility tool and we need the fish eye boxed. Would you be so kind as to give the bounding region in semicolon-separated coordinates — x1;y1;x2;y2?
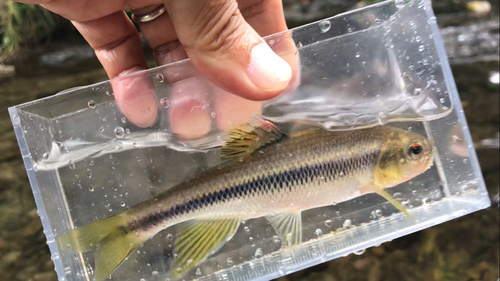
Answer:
408;143;423;158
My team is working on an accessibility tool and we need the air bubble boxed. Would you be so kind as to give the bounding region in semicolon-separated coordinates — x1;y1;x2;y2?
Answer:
418;45;425;52
226;258;234;266
439;98;446;104
244;226;250;234
121;117;127;124
355;52;361;58
87;100;96;109
42;152;49;160
319;20;331;33
413;88;422;96
160;98;170;108
324;220;332;228
196;268;202;276
106;91;112;96
342;219;352;229
98;126;105;133
120;201;126;207
211;112;217;118
12;115;20;125
114;127;125;138
166;233;173;241
354;248;366;255
156;74;164;82
315;228;323;236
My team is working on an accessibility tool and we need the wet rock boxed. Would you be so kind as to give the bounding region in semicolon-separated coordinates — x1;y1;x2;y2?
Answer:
2;251;21;264
33;271;57;281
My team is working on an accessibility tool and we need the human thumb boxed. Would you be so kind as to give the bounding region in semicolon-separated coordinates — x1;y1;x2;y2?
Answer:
163;0;292;101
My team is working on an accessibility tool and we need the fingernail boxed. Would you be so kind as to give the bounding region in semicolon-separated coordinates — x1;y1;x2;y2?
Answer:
170;99;212;140
247;43;292;92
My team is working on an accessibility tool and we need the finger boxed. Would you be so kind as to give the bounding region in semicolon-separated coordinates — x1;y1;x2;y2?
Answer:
240;0;301;93
133;6;211;138
72;11;158;127
163;0;292;101
131;5;189;66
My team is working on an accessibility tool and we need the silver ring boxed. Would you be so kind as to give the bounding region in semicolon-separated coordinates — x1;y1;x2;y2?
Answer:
131;5;166;23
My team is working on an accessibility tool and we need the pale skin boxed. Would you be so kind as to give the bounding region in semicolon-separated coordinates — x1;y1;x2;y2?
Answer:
15;0;300;139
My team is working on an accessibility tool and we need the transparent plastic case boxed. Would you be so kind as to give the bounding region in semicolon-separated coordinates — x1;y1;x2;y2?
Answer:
8;1;490;281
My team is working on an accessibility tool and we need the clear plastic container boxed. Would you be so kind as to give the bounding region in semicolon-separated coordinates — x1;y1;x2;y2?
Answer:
8;0;490;280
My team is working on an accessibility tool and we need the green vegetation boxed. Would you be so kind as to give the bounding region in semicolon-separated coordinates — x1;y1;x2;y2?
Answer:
0;1;55;62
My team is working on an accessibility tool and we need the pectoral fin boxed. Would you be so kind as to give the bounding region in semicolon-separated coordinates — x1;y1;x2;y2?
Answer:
376;189;415;222
266;211;303;247
170;218;240;279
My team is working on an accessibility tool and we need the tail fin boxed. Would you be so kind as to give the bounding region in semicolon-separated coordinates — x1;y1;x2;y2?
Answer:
58;214;145;280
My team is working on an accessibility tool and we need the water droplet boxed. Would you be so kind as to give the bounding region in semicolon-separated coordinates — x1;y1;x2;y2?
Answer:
68;161;75;170
439;98;446;104
98;126;105;133
355;52;361;58
114;127;125;138
393;192;403;200
273;235;281;244
462;158;468;164
156;74;164;82
319;20;331;33
244;226;250;234
428;16;437;24
12;115;20;125
268;39;275;46
211;112;216;118
415;36;422;42
89;185;95;192
166;233;173;241
324;220;332;228
342;219;352;229
196;268;202;276
42;152;49;160
315;228;323;236
120;117;127;124
354;248;366;255
125;128;130;135
160;98;170;108
254;248;263;258
120;201;126;207
418;45;425;52
370;209;383;219
87;100;96;109
152;270;159;276
226;258;234;266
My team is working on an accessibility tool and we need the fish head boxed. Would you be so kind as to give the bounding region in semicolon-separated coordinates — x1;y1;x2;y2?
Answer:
374;128;433;188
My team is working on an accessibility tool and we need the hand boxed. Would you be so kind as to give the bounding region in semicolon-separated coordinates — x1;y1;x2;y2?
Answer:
17;0;299;139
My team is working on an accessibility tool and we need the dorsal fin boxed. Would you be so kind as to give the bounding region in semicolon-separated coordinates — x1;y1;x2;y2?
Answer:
221;117;284;162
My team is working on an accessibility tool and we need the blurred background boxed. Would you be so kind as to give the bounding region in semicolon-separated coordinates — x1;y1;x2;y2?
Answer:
0;0;498;280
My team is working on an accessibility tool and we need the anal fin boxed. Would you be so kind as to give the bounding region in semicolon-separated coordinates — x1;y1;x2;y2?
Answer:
170;218;240;280
266;211;303;247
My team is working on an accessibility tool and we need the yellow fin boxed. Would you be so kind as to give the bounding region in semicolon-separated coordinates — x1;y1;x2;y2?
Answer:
266;211;303;246
58;214;128;252
94;232;143;280
58;213;145;280
377;189;415;222
170;218;240;279
221;117;284;162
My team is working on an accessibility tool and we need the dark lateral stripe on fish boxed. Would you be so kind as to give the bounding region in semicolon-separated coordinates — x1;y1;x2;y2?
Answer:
125;150;380;232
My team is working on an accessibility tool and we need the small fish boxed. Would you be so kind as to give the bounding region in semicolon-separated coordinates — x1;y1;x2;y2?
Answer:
58;120;433;280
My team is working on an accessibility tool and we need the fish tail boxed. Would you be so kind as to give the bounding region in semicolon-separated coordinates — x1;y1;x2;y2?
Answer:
58;213;145;280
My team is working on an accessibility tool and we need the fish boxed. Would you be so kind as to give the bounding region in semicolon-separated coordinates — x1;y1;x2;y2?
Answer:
58;120;433;280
